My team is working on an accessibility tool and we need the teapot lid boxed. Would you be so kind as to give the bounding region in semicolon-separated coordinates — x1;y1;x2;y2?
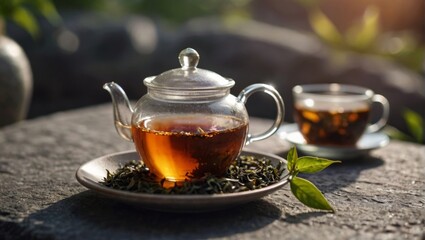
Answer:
144;48;235;93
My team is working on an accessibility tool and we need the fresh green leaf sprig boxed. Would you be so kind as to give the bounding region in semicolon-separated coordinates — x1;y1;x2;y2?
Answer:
286;147;341;212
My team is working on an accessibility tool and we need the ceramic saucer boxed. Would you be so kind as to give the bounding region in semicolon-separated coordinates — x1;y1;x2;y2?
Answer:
76;150;288;212
279;124;390;160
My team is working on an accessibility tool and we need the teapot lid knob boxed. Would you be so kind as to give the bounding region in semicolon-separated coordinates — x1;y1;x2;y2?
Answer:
178;48;199;70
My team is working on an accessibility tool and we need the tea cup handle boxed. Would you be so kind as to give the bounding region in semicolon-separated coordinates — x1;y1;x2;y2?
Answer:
367;94;390;133
238;84;285;145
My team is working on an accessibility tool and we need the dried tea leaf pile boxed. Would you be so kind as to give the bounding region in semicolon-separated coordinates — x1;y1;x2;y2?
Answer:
101;155;286;194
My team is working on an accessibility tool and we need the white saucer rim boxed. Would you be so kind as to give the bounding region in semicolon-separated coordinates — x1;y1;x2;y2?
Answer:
279;124;390;151
278;123;389;160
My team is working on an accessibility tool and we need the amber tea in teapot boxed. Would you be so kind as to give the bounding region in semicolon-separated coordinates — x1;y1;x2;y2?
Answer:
132;115;248;182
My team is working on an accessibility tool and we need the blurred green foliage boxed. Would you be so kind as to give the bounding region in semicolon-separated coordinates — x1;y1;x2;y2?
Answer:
52;0;251;25
403;108;424;143
384;109;424;144
0;0;61;37
297;1;424;72
2;0;251;35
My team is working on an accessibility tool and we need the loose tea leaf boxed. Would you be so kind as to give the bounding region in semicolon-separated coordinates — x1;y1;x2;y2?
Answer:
290;176;334;212
101;155;286;195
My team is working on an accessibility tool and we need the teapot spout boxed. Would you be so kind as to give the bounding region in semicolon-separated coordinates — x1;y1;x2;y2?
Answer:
103;82;134;141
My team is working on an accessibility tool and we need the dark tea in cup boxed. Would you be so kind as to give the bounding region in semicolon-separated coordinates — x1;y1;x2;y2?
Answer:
292;84;389;146
294;105;370;146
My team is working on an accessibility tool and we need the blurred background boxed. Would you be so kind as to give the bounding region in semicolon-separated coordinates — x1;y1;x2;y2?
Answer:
0;0;424;143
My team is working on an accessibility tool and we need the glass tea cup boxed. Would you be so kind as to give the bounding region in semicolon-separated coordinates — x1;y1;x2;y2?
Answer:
292;83;389;146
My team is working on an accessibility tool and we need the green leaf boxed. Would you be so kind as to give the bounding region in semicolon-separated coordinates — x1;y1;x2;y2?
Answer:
0;0;15;17
10;6;39;38
286;146;298;172
309;8;343;46
345;6;380;50
403;108;424;143
290;176;334;211
383;125;414;142
32;0;61;25
296;156;340;173
386;34;425;71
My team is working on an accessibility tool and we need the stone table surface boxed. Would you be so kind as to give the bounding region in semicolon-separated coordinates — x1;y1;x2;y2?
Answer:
0;104;424;240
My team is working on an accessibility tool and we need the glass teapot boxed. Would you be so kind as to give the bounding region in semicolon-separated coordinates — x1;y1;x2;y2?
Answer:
104;48;284;182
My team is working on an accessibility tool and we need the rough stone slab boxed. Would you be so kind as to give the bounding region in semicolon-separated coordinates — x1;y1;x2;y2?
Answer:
0;104;424;239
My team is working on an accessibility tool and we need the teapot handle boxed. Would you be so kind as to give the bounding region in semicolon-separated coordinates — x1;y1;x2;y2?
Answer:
238;84;285;145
